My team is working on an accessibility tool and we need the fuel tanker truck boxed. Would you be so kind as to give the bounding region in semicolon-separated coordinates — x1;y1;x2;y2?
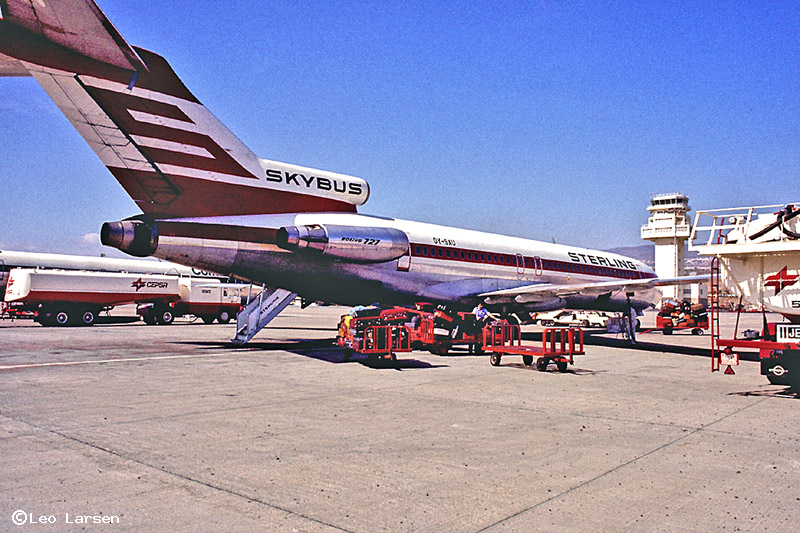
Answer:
4;268;240;326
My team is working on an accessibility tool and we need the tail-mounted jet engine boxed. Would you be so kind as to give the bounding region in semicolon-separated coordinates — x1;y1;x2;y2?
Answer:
276;225;409;263
100;216;159;257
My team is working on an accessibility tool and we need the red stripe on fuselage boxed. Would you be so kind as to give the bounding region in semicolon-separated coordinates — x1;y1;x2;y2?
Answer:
409;243;652;280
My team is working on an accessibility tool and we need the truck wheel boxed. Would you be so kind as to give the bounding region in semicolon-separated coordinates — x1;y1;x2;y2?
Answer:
217;310;231;324
201;315;215;324
143;313;157;325
54;309;71;327
80;309;96;326
691;328;704;335
522;355;533;366
662;328;673;335
536;357;549;372
490;353;502;366
157;310;174;325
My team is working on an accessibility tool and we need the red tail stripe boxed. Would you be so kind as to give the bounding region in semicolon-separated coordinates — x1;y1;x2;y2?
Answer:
86;85;256;179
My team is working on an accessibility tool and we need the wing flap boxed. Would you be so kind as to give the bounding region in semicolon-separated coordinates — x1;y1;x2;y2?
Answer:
481;275;708;300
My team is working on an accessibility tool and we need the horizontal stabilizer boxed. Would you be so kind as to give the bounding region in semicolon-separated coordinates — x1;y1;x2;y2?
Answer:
0;53;29;76
0;0;147;72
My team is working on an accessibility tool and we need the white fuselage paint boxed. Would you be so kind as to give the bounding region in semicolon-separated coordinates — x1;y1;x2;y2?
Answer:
150;213;659;312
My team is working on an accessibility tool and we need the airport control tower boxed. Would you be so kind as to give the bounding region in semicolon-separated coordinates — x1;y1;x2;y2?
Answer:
641;193;692;300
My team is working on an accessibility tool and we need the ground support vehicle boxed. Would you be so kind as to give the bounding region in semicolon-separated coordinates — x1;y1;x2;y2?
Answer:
653;300;709;335
337;307;426;362
714;324;800;387
691;203;800;387
4;268;181;326
483;320;584;371
428;307;487;355
138;282;241;325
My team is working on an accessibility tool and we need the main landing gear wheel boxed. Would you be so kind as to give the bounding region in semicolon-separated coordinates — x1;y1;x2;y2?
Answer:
536;357;549;372
522;355;533;366
490;353;502;366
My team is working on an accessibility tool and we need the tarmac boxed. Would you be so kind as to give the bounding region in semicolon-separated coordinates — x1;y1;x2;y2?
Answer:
1;306;798;532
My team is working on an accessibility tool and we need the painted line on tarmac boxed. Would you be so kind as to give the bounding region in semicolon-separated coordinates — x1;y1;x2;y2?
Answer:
0;352;238;370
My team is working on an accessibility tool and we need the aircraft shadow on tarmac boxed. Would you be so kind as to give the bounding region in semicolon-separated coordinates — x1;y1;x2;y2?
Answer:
503;363;599;375
728;386;799;399
521;331;760;362
177;339;446;370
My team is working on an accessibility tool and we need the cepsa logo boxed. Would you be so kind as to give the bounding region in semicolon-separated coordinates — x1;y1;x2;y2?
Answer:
131;278;169;292
765;266;799;296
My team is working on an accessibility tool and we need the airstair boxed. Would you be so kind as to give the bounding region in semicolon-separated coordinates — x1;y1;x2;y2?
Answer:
232;286;297;345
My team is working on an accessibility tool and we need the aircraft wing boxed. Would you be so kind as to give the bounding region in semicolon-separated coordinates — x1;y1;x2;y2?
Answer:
480;274;708;301
0;0;147;72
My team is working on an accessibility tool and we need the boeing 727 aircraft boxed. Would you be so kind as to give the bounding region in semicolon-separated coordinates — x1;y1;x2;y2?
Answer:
0;0;702;342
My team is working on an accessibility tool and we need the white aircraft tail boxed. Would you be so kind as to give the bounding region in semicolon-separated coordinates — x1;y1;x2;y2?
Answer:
0;0;369;219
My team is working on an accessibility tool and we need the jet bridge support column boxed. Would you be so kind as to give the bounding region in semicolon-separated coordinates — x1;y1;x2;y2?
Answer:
232;287;297;345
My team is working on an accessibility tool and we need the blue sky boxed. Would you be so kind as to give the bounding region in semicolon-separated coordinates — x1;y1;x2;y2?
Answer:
1;1;798;257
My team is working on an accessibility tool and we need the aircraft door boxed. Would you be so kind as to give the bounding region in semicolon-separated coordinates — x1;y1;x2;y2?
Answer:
516;254;525;279
533;256;543;277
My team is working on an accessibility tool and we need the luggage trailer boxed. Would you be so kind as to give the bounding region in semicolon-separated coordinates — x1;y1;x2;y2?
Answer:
337;309;586;369
484;320;585;372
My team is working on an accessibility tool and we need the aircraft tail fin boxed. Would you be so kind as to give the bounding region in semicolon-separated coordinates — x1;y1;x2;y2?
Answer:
0;0;368;218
